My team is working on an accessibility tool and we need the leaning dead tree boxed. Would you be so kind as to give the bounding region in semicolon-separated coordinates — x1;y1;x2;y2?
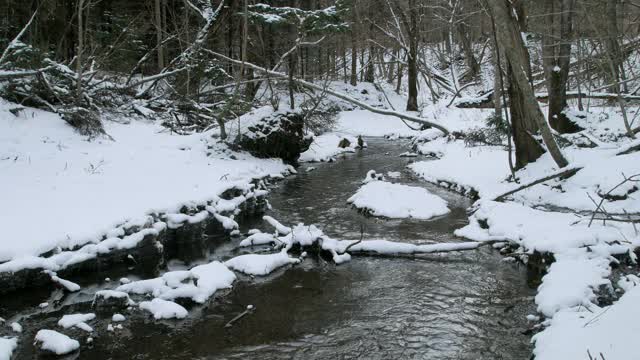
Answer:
485;0;569;169
205;50;451;135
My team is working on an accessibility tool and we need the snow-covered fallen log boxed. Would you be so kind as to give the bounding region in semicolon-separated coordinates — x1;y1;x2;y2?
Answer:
343;239;501;255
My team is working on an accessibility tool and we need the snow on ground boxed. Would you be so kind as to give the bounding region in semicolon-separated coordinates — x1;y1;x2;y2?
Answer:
455;200;636;255
534;254;611;317
409;139;511;198
0;337;17;360
333;110;419;138
511;147;640;213
402;101;640;360
34;330;79;355
533;285;640;360
139;298;188;320
347;179;450;220
0;99;288;264
299;133;356;162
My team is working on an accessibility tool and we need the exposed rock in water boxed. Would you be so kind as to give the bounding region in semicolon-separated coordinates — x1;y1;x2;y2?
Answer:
338;138;351;148
236;112;313;164
92;290;132;312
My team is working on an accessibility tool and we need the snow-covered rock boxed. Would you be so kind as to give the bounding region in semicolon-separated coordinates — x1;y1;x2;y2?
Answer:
238;232;278;247
9;322;22;333
139;298;188;320
0;337;17;360
117;261;236;304
34;330;79;355
58;313;96;332
93;290;133;311
224;250;300;276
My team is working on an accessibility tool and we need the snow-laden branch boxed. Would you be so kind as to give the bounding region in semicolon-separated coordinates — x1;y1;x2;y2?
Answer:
271;36;326;72
134;0;225;97
0;66;55;80
177;0;225;67
204;50;451;134
0;9;38;65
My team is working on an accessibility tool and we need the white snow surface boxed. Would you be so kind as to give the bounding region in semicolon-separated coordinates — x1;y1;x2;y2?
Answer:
139;298;188;320
9;322;21;333
535;254;611;317
117;261;236;304
299;133;357;162
455;200;636;254
0;337;17;360
238;232;278;247
34;330;79;355
409;139;510;198
533;285;640;360
347;180;450;219
224;250;300;276
0;100;287;263
224;249;300;276
334;110;419;138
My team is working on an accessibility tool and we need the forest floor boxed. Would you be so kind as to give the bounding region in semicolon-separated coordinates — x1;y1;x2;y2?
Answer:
1;82;639;359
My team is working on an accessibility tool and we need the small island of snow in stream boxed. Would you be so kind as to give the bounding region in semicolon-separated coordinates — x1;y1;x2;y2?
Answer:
347;171;450;220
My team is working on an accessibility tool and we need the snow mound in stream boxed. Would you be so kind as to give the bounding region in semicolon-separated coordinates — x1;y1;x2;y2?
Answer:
347;180;450;220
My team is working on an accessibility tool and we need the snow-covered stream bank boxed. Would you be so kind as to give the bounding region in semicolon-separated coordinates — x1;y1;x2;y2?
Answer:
2;78;638;359
1;138;536;359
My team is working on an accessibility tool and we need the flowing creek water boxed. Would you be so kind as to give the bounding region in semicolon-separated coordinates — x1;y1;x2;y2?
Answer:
5;138;536;359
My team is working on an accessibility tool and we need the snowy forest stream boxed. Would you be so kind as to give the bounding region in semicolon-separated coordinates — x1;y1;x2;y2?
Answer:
6;138;535;359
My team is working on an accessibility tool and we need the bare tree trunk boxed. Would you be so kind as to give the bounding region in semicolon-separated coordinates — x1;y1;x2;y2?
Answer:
396;55;404;94
75;0;84;103
387;47;398;84
542;0;580;133
492;38;502;116
154;0;165;71
406;0;418;111
364;46;375;83
350;38;357;86
456;9;480;80
289;54;296;109
487;0;569;169
606;0;625;92
342;41;347;83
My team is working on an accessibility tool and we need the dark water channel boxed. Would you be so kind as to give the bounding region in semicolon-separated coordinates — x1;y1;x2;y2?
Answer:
5;138;536;359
